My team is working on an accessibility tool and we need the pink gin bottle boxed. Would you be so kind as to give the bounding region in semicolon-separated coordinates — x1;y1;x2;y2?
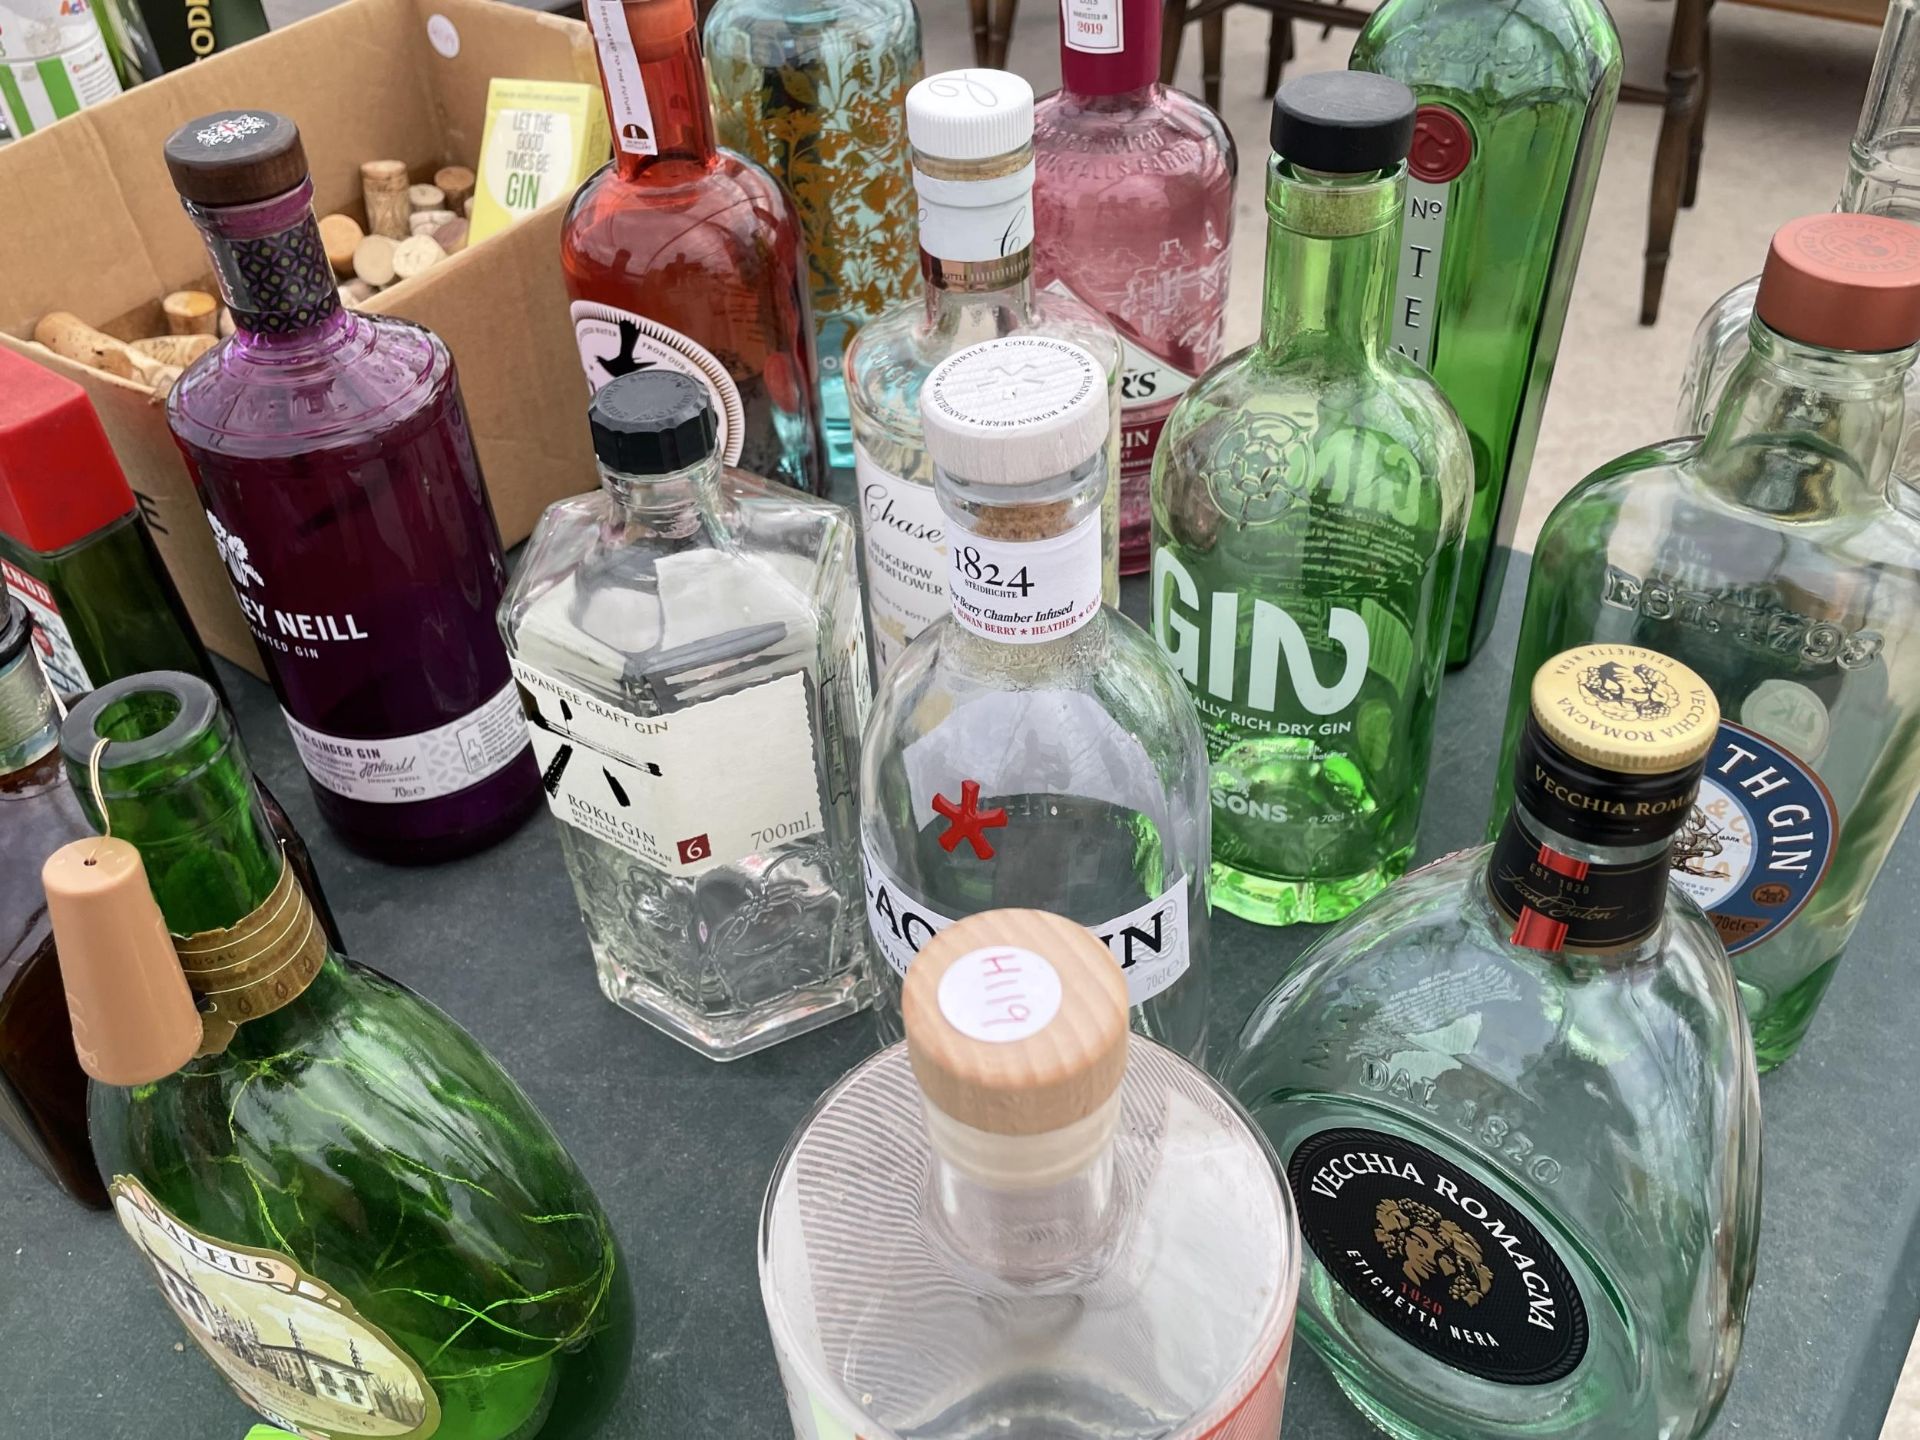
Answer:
1034;0;1237;573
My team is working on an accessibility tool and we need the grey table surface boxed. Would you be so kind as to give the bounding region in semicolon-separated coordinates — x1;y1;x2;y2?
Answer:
3;552;1917;1440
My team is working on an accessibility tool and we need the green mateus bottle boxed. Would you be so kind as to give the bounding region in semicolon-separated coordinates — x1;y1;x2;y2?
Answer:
44;670;633;1440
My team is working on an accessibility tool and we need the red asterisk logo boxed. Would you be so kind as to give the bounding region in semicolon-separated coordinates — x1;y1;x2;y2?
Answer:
931;779;1008;860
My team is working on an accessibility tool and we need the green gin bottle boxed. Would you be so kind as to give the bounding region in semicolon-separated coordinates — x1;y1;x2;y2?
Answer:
45;671;633;1439
1151;72;1472;927
1351;0;1620;666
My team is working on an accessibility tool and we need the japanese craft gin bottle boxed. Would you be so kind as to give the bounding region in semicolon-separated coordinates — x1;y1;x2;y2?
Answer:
1033;0;1236;574
860;336;1209;1060
845;68;1123;675
163;110;539;864
762;909;1301;1439
1225;645;1761;1440
704;0;923;470
1151;72;1472;928
46;670;633;1438
1352;0;1620;664
501;369;871;1060
566;0;828;496
1498;212;1920;1069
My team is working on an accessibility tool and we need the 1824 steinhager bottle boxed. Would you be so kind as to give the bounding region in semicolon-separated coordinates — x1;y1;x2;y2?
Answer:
1498;213;1920;1069
1225;645;1760;1440
46;671;633;1439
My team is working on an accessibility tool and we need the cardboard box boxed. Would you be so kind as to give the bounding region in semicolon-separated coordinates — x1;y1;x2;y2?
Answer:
0;0;605;675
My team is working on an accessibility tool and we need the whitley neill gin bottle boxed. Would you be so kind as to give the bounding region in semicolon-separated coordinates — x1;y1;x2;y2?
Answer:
163;111;538;862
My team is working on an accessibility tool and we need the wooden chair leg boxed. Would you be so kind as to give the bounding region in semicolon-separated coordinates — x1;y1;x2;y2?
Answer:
968;0;990;66
989;0;1018;68
1161;0;1191;84
1683;0;1715;208
1265;11;1290;97
1641;0;1708;325
1202;9;1225;112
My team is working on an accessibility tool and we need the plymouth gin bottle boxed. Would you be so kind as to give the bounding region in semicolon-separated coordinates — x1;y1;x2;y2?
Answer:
1033;0;1237;574
762;909;1301;1439
1151;72;1471;928
1352;0;1620;664
164;111;538;864
45;671;633;1439
501;370;871;1060
1498;213;1920;1069
1225;644;1761;1440
860;336;1209;1060
846;68;1123;674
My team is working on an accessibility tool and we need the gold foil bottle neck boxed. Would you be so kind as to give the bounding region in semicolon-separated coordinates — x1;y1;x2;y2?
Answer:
1530;644;1719;774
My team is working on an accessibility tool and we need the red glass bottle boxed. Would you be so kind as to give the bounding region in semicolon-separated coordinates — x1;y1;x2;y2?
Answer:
563;0;828;496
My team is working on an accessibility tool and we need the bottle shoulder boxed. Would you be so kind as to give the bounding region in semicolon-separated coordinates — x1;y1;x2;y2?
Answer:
562;152;798;264
1032;87;1236;181
1354;0;1622;96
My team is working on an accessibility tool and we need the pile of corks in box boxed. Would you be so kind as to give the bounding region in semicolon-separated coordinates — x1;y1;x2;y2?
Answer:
32;160;476;398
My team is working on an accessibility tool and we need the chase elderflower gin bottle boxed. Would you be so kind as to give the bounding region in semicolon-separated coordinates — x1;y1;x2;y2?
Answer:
501;370;871;1060
1225;644;1761;1440
860;336;1210;1060
761;909;1301;1439
1151;72;1471;927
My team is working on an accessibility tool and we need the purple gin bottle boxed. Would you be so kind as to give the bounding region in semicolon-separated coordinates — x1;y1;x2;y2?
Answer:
163;111;538;862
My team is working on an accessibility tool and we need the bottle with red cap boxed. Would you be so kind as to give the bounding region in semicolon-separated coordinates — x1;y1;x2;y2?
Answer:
0;348;213;696
1493;210;1920;1070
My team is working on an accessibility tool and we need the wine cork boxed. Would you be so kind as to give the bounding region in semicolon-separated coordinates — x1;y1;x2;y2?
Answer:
218;308;236;338
33;311;139;380
463;195;473;219
434;165;474;212
338;279;377;307
318;213;364;275
407;182;445;213
360;158;410;239
432;217;469;255
409;208;456;235
391;234;446;281
352;233;397;287
161;289;220;336
130;334;217;367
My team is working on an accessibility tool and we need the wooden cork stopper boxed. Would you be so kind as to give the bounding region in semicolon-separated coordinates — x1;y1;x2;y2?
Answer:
904;909;1128;1138
352;233;397;287
391;234;445;281
162;289;219;336
318;213;363;275
33;311;139;379
432;217;469;255
130;334;216;367
360;158;411;239
409;208;455;234
338;279;377;307
407;182;445;213
434;164;474;212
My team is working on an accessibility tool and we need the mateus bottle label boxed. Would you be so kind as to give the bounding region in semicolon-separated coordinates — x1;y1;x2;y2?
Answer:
112;1175;441;1437
1390;104;1474;370
1288;1128;1590;1386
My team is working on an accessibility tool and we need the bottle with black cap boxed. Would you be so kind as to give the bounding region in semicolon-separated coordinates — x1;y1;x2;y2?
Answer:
500;368;872;1060
1149;70;1473;930
1224;642;1762;1440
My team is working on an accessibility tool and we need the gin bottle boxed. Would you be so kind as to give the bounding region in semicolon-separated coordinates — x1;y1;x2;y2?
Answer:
1499;213;1920;1068
1151;72;1472;928
762;908;1301;1439
1033;0;1237;574
501;369;871;1060
845;68;1123;675
45;670;633;1438
1351;0;1620;665
1225;644;1761;1440
704;0;923;471
860;336;1209;1060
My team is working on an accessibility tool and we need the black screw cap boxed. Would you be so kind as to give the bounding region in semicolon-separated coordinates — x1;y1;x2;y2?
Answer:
589;371;718;476
1270;71;1417;173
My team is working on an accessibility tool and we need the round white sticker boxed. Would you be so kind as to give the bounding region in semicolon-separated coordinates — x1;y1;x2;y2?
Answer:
426;12;460;57
937;946;1062;1043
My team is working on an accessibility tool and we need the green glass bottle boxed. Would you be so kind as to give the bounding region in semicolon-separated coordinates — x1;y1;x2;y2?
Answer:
1351;0;1621;665
48;670;632;1439
1150;72;1472;928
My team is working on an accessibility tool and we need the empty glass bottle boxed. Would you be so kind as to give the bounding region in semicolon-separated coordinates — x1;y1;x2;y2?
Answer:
762;908;1301;1439
501;369;871;1060
1151;72;1472;928
860;335;1209;1061
1226;644;1761;1440
1499;212;1920;1069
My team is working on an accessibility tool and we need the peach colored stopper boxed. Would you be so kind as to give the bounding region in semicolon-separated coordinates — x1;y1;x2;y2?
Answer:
1756;213;1920;353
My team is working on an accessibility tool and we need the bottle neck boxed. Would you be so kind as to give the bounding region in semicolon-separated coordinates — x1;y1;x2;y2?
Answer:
1841;0;1920;220
592;0;717;179
915;145;1038;315
1258;159;1401;360
935;454;1107;646
188;179;344;342
1058;0;1162;97
0;643;58;776
600;453;721;540
1482;794;1674;965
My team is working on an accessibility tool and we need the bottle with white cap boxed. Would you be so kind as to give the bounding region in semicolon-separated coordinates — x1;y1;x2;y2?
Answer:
760;908;1302;1439
859;335;1211;1061
844;67;1124;678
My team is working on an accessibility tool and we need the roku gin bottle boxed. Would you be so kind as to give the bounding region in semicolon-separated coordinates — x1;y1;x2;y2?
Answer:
501;370;871;1060
762;909;1301;1440
163;110;538;863
860;336;1209;1060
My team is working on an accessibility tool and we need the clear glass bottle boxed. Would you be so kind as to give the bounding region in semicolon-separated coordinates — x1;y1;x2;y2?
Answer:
1678;0;1920;466
704;0;924;472
1225;644;1761;1440
163;110;540;864
1032;0;1237;575
860;336;1209;1060
1498;213;1920;1069
500;369;871;1060
47;670;633;1439
1352;0;1621;665
566;0;829;497
1150;72;1472;928
762;908;1301;1439
0;0;122;138
845;67;1123;676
